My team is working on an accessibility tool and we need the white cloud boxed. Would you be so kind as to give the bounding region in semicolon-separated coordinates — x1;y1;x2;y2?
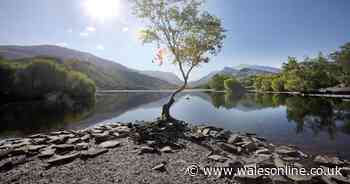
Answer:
80;32;89;37
122;27;129;32
86;26;96;32
55;42;68;47
96;44;105;50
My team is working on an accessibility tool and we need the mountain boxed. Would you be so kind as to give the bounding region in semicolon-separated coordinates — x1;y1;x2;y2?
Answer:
188;70;220;87
0;45;175;90
234;64;281;73
189;65;280;87
137;70;183;86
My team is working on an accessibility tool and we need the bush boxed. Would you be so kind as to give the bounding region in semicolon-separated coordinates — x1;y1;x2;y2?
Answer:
209;74;232;91
224;78;243;92
271;77;284;92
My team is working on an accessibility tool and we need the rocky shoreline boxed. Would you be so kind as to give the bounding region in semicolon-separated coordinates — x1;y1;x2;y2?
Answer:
1;120;350;184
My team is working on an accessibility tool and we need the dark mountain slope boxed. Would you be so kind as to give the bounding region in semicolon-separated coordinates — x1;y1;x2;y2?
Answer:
0;45;175;90
138;70;183;85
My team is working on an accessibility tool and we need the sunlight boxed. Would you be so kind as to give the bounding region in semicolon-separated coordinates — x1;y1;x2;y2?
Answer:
84;0;120;20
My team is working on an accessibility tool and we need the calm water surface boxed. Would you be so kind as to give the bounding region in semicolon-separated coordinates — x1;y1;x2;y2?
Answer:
1;91;350;158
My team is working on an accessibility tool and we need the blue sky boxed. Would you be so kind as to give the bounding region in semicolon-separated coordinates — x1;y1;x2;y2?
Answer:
1;0;350;80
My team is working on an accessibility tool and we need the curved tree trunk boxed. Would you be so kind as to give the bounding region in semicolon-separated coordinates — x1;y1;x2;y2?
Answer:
161;80;187;122
161;60;196;122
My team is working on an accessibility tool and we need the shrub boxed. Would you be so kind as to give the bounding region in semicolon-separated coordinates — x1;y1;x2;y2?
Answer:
271;77;284;92
224;78;243;92
209;74;231;91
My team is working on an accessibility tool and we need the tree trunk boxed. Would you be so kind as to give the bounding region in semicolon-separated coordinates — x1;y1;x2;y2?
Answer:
161;81;187;122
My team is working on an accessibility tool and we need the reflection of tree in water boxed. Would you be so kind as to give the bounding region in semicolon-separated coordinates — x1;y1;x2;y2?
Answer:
73;92;172;128
207;92;350;139
209;92;226;108
335;100;350;134
341;119;350;134
255;94;277;107
272;95;287;106
285;96;350;139
224;92;243;109
0;92;172;138
95;92;169;114
256;94;288;108
209;92;288;110
208;92;244;109
0;100;94;137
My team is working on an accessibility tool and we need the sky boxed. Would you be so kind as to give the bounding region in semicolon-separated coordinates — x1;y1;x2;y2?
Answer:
0;0;350;81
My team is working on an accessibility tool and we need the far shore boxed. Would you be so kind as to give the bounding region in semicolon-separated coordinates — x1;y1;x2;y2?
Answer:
97;89;350;99
97;89;218;93
247;90;350;99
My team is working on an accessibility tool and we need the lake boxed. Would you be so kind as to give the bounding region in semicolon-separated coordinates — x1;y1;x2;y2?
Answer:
1;91;350;158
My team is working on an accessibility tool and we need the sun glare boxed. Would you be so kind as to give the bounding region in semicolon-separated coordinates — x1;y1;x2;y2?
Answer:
84;0;120;20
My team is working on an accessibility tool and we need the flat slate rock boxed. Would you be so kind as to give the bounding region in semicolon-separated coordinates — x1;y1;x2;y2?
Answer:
32;138;47;144
152;163;166;172
93;132;112;143
255;148;270;155
218;142;242;154
138;146;156;154
66;138;80;144
29;134;47;139
0;149;13;159
80;134;90;141
275;146;300;157
27;145;46;152
98;140;121;148
75;142;89;151
227;134;241;144
314;155;344;166
208;155;228;162
39;148;56;158
81;148;108;159
47;152;80;166
160;146;173;153
242;142;258;152
48;136;68;144
53;144;74;154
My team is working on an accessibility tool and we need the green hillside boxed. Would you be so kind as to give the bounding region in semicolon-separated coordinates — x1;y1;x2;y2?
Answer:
0;45;176;90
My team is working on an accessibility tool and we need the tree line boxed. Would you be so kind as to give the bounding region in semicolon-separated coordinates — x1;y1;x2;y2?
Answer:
204;74;245;93
251;42;350;92
0;57;96;106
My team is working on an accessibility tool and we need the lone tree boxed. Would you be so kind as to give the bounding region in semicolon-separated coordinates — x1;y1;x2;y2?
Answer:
132;0;226;121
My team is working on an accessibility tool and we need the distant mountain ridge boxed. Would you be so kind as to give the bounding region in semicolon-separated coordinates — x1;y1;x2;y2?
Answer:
189;65;280;87
137;70;183;86
234;64;281;73
0;45;176;90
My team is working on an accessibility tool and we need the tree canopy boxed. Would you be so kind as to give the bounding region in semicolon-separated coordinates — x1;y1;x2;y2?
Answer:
208;74;231;91
249;42;350;92
0;57;96;106
330;42;350;86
